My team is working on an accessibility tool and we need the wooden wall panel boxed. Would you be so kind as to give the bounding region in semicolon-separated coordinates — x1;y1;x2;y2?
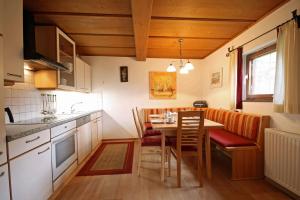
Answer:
148;37;228;50
24;0;131;15
70;35;135;48
149;19;252;38
152;0;286;20
77;46;136;57
147;48;211;59
34;14;133;35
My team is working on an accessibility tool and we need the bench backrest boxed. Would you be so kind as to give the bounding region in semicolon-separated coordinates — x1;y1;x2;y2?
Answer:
205;108;270;148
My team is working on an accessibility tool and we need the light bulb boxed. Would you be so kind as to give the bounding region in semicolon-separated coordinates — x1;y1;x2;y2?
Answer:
166;64;176;72
184;61;194;71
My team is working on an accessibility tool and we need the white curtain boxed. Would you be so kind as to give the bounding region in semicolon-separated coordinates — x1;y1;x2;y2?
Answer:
274;20;300;114
228;49;237;110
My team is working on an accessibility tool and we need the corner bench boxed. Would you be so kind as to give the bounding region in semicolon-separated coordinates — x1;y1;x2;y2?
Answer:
141;107;270;180
205;108;270;180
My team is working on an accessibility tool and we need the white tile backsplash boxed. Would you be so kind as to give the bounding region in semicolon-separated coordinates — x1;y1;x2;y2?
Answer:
4;69;102;123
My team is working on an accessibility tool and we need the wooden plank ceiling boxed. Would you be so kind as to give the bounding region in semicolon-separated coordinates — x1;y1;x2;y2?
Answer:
24;0;287;61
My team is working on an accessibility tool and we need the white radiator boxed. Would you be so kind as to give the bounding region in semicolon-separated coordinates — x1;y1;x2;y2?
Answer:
265;128;300;196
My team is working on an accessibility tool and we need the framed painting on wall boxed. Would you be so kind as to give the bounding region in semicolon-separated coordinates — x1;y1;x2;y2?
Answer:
120;66;128;82
149;72;176;99
210;68;223;88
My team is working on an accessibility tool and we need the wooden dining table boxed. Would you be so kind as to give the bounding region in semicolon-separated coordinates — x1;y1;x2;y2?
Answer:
150;115;224;182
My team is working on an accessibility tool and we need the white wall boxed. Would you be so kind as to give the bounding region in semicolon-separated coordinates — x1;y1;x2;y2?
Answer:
84;56;203;139
200;0;300;134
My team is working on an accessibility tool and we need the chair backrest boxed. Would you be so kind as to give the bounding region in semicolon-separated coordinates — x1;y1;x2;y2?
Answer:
177;111;205;150
132;108;143;139
135;107;145;132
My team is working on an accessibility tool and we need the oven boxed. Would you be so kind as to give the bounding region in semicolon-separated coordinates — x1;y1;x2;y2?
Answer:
51;129;77;181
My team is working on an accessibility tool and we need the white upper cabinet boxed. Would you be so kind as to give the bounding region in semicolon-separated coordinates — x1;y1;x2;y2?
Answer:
76;57;85;92
0;36;7;165
84;63;92;93
57;28;76;90
75;57;92;93
3;0;24;82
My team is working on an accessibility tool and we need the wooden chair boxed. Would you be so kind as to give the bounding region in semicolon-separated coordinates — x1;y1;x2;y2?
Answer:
170;110;205;187
135;107;161;137
132;109;171;177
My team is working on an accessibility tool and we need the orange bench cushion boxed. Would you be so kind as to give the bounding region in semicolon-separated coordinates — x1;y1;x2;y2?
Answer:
222;111;260;141
209;128;256;147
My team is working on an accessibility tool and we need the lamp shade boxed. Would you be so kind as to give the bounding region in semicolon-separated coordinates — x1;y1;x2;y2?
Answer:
166;64;176;72
179;66;189;74
184;61;194;70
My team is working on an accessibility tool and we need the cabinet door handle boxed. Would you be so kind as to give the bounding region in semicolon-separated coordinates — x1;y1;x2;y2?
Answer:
0;172;5;177
0;151;3;156
25;136;40;143
7;73;22;78
38;147;50;155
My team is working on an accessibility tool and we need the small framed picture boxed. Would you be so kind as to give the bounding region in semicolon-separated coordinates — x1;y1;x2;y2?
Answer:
210;68;223;88
120;66;128;82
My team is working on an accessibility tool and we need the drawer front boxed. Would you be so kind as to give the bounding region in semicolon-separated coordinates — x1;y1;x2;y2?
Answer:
51;120;76;138
0;164;10;200
8;129;50;159
76;115;91;127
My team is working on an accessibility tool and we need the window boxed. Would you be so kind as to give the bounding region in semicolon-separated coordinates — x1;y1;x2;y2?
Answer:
246;44;276;102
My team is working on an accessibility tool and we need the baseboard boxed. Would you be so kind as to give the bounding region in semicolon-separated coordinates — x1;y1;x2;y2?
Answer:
265;177;300;200
102;138;139;142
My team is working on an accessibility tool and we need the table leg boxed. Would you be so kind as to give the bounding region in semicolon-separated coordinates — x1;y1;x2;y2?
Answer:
205;129;212;179
161;131;165;182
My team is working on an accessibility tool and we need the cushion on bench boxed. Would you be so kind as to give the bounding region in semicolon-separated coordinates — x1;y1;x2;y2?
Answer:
209;128;256;147
143;129;161;137
144;122;152;130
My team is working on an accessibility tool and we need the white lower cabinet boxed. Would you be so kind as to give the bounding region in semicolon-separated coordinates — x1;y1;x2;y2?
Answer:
77;122;92;163
10;143;52;200
0;164;10;200
97;117;103;144
91;119;98;149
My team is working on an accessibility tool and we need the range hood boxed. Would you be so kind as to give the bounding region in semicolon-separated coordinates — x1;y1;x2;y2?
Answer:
23;10;68;71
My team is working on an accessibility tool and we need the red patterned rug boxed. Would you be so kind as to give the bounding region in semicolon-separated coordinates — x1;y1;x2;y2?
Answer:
77;141;134;176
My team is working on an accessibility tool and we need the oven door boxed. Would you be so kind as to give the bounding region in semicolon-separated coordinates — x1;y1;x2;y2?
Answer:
51;129;77;181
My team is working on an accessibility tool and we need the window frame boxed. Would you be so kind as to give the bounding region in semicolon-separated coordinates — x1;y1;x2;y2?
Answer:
245;44;276;102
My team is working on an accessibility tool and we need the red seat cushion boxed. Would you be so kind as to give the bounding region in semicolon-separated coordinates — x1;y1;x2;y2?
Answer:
169;137;198;151
141;136;170;147
209;128;255;147
143;130;161;137
144;122;152;130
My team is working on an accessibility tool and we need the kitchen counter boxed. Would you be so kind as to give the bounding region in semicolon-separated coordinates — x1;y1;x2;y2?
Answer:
5;110;102;142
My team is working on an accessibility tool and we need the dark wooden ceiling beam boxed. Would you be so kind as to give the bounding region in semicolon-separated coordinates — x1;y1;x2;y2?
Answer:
131;0;153;61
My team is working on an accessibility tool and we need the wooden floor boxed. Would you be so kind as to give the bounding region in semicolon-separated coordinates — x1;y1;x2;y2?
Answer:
54;141;291;200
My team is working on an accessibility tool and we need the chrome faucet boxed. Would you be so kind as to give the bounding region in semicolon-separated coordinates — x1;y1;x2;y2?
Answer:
70;102;83;114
